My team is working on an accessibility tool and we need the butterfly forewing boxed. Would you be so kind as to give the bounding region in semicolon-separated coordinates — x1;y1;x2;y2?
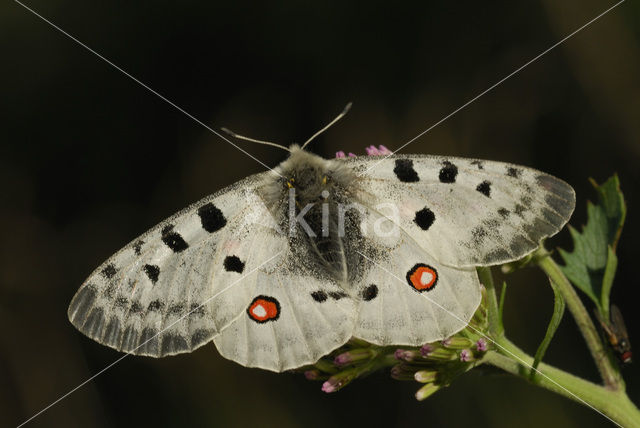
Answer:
68;174;276;357
346;155;575;267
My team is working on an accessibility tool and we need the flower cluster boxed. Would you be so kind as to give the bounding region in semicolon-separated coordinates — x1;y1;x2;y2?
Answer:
301;286;490;400
336;145;392;158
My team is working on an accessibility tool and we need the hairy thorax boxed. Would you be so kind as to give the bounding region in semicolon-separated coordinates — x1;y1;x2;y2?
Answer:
260;146;363;283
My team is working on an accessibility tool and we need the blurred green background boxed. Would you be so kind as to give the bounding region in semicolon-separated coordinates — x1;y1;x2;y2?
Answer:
2;0;640;427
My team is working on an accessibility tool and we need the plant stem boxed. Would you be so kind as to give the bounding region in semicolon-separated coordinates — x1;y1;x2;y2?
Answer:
477;267;502;337
534;248;622;389
482;338;640;427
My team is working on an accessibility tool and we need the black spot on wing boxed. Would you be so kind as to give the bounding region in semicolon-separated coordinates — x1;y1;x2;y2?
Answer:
311;290;328;302
414;207;436;231
101;263;118;279
144;264;160;284
507;167;521;178
148;300;164;312
189;303;206;317
223;255;245;273
161;225;189;252
471;226;488;245
198;203;227;233
130;301;143;314
470;160;484;170
329;291;348;300
439;161;458;183
168;303;185;315
514;204;526;218
361;284;378;301
498;208;510;218
133;240;144;255
476;181;492;197
393;159;420;182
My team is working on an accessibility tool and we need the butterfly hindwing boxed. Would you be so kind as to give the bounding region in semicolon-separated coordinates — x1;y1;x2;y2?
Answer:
346;154;575;267
213;269;356;372
350;204;481;346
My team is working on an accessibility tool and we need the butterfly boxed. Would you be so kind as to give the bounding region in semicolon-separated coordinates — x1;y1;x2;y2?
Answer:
68;136;575;372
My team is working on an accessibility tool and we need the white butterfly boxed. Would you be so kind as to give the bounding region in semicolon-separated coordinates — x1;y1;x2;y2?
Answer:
68;142;575;372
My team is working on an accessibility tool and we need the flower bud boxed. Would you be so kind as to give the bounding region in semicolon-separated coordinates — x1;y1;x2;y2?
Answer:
394;349;421;362
441;337;474;350
415;383;441;401
460;349;475;362
322;370;356;393
475;338;488;352
414;370;438;383
334;348;374;366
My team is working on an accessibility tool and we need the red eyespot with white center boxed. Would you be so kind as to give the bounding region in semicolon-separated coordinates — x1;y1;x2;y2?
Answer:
247;295;281;323
406;264;438;292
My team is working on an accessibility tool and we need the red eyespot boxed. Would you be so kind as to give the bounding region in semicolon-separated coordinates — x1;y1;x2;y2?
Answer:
406;264;438;292
247;296;280;323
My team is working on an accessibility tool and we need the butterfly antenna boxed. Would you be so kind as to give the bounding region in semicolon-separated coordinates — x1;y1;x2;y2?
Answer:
300;102;352;150
221;128;291;152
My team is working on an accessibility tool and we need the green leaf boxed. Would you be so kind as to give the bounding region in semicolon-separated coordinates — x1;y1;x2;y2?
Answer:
530;279;566;380
558;175;626;309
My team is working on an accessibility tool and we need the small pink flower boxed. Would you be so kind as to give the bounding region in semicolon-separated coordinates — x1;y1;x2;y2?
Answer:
334;353;352;366
304;370;319;380
321;379;339;393
377;145;392;155
476;338;488;352
460;349;473;362
336;151;346;158
420;343;435;356
365;145;380;156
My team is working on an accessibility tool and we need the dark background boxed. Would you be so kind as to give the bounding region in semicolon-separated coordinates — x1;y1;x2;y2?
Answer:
2;0;640;427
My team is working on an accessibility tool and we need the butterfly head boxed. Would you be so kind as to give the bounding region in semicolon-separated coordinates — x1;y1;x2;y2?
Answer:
277;145;352;199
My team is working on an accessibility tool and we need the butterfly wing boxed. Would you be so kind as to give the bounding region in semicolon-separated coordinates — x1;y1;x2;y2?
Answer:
68;173;275;357
69;171;357;370
213;268;356;371
347;204;481;345
345;154;575;267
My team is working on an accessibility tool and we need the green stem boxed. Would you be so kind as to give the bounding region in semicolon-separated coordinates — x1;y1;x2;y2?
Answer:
477;267;502;337
534;248;622;389
483;338;640;427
